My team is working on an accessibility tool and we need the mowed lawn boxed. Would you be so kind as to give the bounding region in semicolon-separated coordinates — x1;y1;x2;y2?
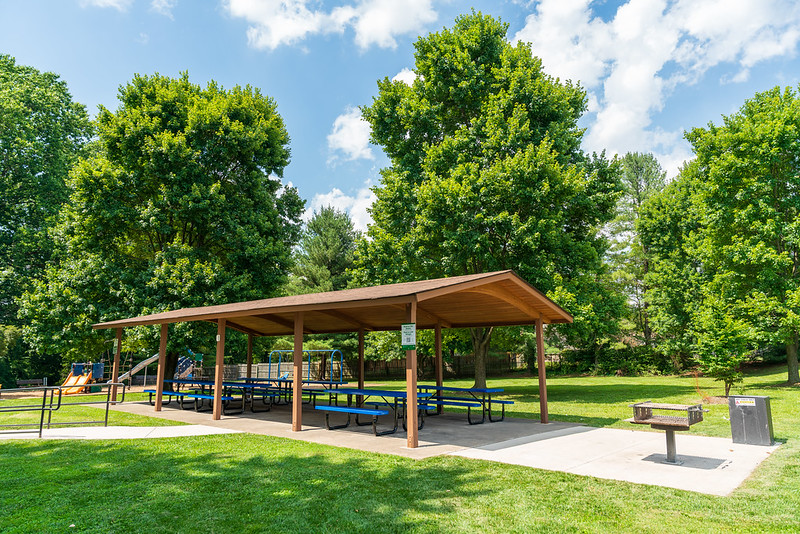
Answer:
1;366;798;533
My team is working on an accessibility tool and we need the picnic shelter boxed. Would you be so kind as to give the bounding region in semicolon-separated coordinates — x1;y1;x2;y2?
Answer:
93;270;573;448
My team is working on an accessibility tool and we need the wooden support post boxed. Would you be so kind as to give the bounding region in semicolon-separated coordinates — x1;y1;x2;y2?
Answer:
246;334;254;380
406;301;418;448
155;324;168;411
434;323;443;415
111;328;122;402
535;318;548;424
292;312;303;432
358;329;365;391
213;319;226;420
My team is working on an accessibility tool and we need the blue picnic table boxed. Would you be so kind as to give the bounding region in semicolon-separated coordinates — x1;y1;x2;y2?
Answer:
318;388;431;435
417;384;513;423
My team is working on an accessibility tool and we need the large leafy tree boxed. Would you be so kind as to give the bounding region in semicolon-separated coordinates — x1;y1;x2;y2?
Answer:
686;86;800;384
355;12;622;387
0;54;91;324
606;152;667;347
19;73;303;380
638;162;706;368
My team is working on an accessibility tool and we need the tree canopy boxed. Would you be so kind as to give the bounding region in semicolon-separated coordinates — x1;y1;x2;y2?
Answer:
686;86;800;384
19;73;303;370
355;12;622;386
641;86;800;384
606;152;667;347
0;54;91;325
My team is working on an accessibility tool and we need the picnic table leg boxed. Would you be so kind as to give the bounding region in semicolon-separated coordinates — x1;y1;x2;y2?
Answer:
488;394;505;422
665;430;677;463
467;405;485;425
375;403;399;436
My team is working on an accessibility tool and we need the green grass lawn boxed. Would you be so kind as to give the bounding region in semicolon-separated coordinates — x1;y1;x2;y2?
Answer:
1;366;798;533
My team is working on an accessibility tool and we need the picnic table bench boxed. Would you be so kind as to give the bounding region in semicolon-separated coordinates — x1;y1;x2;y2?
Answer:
16;379;44;388
315;405;392;435
417;385;514;424
628;401;707;464
320;388;429;436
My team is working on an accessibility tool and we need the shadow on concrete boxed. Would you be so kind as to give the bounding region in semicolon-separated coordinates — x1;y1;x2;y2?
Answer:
641;453;727;470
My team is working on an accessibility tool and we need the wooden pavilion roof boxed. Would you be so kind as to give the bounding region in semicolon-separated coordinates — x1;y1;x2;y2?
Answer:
93;270;572;336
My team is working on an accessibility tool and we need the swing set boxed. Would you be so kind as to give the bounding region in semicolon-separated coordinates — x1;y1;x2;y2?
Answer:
266;349;344;383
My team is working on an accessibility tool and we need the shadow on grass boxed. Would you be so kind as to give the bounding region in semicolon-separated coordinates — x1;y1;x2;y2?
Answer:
502;383;699;405
0;434;479;533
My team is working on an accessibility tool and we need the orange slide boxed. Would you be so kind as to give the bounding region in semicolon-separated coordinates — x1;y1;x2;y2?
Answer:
61;372;91;395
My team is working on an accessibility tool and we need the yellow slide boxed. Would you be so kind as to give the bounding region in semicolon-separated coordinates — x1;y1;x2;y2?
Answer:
61;372;91;395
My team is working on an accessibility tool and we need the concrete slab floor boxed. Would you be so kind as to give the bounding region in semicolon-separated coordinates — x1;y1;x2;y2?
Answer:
107;399;576;460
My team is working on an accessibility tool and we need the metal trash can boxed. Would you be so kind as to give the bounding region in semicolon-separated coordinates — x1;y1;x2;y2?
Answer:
728;395;774;445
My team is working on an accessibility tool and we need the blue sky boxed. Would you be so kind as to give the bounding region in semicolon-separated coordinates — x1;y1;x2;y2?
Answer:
2;0;799;230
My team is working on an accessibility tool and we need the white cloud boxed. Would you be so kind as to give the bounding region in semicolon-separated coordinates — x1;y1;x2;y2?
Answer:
327;107;374;163
80;0;133;10
151;0;177;18
349;0;437;49
392;67;417;85
224;0;436;51
514;0;800;177
306;185;376;232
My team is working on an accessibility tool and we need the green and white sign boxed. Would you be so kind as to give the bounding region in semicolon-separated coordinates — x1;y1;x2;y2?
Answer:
401;323;416;350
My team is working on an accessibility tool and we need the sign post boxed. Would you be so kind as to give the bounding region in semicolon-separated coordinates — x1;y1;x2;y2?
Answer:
401;323;416;350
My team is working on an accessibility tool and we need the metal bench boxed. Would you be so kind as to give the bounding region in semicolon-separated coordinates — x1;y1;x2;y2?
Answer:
16;379;44;388
628;401;707;464
314;405;393;435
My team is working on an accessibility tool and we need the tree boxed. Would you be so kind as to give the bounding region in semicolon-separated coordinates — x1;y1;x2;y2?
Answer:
638;162;706;368
606;153;666;347
19;73;303;383
0;54;91;324
285;206;361;295
282;206;362;377
686;86;800;384
694;294;752;396
355;12;622;387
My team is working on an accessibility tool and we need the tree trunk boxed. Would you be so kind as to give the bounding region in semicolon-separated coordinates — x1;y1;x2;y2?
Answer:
316;354;328;380
470;327;493;389
788;333;799;385
163;351;179;392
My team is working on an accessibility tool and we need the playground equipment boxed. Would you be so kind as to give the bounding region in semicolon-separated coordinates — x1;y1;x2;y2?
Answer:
59;362;104;394
267;350;344;382
114;348;202;384
117;353;159;382
72;362;104;380
60;373;92;395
